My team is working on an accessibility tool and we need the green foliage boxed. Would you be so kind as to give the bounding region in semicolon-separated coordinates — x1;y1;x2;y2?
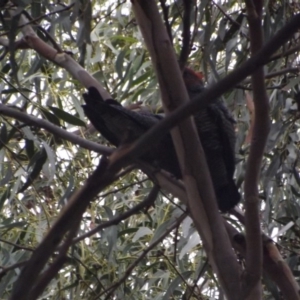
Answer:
0;0;299;299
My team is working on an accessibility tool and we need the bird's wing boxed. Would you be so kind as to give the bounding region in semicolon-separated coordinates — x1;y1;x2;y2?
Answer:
207;102;236;178
82;87;161;146
82;87;181;177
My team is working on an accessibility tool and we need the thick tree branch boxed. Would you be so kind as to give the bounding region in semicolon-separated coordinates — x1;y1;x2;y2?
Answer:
132;1;242;299
28;219;81;300
10;156;125;300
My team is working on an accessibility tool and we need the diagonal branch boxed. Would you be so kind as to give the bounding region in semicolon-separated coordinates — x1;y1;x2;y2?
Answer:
72;185;160;243
28;217;81;300
179;0;193;67
0;104;112;155
9;156;125;300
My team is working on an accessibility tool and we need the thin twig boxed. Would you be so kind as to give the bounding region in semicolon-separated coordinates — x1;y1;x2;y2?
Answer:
268;43;300;63
0;237;34;252
179;0;193;67
211;0;241;27
159;0;172;43
72;185;160;243
0;261;28;279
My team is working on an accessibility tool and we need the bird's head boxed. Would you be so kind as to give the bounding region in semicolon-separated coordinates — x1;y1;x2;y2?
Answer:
182;67;205;97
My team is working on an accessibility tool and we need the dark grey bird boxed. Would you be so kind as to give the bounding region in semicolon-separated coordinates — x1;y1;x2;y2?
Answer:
82;68;240;212
82;87;181;178
183;68;240;212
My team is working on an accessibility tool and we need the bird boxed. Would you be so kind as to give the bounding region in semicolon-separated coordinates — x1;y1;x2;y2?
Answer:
82;67;240;212
183;68;240;211
82;86;181;178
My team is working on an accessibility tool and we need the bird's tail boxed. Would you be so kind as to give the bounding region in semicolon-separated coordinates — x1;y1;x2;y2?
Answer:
83;87;105;104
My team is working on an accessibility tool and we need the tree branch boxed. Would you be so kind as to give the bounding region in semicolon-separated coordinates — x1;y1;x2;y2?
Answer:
242;67;299;84
243;0;268;297
28;218;81;300
158;0;172;43
224;218;300;300
72;185;160;243
10;156;124;300
179;0;193;67
0;104;113;155
132;1;241;298
268;43;300;62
